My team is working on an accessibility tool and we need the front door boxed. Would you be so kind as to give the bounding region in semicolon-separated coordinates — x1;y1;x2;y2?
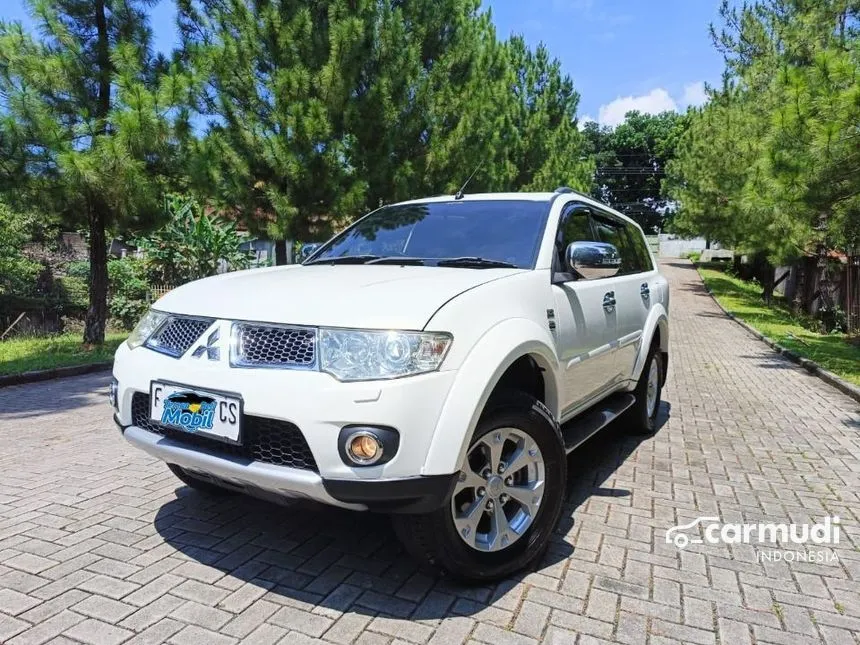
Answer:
550;205;618;417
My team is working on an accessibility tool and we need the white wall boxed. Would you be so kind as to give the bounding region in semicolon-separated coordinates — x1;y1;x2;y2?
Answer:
658;234;721;258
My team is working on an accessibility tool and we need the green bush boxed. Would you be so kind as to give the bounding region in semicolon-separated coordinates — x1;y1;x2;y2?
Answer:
56;276;89;316
65;260;90;279
134;194;251;285
0;203;42;300
108;257;149;330
680;250;702;262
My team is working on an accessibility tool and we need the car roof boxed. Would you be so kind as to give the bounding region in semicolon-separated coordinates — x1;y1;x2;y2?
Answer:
393;192;642;230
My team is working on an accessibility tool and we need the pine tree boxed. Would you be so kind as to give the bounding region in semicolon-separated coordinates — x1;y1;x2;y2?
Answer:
179;0;378;262
0;0;192;343
179;0;592;255
666;0;859;302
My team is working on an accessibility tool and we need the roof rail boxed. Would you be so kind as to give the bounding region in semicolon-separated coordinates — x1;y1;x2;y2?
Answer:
553;186;586;196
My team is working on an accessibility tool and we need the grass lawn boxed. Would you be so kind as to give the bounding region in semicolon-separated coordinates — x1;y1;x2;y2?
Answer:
698;267;860;386
0;332;126;376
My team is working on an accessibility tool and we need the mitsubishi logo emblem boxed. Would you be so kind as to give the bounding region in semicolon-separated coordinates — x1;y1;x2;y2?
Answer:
191;328;220;361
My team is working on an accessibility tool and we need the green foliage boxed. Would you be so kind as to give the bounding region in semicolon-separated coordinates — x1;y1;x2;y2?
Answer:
682;251;702;262
0;0;196;343
134;195;251;286
0;332;126;376
178;0;591;245
55;276;88;317
108;257;149;330
65;261;91;280
0;202;41;299
583;111;689;233
667;1;860;266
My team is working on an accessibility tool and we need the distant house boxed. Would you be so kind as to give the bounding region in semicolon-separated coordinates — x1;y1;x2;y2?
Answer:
238;236;280;266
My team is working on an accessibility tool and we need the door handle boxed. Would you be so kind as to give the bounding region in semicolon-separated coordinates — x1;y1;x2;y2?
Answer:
603;291;616;312
640;283;650;298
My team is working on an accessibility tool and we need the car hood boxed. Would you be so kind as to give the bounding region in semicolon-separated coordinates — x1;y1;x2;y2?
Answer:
153;264;525;329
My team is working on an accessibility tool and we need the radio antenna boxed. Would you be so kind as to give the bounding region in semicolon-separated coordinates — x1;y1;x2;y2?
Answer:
454;160;484;200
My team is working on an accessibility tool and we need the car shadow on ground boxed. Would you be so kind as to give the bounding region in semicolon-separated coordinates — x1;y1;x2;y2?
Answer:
0;372;112;419
152;401;670;618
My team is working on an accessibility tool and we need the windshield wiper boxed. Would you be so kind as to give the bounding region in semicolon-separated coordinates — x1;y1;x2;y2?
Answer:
436;257;519;269
304;254;380;265
366;256;426;266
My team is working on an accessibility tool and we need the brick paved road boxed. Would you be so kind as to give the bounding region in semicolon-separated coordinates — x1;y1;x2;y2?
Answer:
1;260;859;645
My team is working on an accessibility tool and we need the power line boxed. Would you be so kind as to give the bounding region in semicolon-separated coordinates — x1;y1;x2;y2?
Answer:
596;167;665;174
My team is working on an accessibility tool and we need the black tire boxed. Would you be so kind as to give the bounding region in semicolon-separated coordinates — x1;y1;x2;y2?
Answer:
392;391;567;583
168;464;235;496
625;346;663;435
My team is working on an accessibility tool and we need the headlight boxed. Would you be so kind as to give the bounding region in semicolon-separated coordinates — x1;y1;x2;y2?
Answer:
319;329;452;381
126;309;168;349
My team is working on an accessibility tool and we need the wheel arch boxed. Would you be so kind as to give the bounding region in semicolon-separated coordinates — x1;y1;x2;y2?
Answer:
421;318;562;476
631;304;669;384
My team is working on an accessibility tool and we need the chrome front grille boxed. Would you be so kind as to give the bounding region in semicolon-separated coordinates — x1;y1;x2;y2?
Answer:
232;322;316;368
145;316;213;357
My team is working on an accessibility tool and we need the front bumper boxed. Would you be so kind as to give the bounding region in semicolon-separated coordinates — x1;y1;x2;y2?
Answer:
113;341;461;511
123;424;457;512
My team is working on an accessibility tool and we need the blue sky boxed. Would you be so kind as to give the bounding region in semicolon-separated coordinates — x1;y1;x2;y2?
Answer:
3;0;725;127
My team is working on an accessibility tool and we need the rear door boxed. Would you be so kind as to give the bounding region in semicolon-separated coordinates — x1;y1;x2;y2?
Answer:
550;204;619;417
591;211;656;383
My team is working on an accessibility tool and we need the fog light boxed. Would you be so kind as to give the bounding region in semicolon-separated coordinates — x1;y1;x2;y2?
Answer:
346;431;383;465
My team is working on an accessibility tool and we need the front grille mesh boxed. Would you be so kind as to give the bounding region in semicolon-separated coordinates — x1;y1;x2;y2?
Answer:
131;393;318;472
146;316;212;357
233;323;316;367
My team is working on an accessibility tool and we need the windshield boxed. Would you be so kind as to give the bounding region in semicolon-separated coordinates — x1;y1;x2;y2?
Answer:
307;200;550;269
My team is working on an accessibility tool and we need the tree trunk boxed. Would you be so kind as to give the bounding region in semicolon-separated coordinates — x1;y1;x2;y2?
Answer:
275;239;288;265
755;253;775;305
83;0;111;346
84;202;108;345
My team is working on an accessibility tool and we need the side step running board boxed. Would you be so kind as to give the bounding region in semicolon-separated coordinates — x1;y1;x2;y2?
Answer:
560;393;636;453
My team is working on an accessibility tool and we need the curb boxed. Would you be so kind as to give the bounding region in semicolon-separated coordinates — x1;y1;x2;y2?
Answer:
0;361;113;388
702;286;860;405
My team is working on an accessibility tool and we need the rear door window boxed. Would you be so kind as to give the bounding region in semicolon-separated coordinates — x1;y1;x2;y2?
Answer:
591;213;640;276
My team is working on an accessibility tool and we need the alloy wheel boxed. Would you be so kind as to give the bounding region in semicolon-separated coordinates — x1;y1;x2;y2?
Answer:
451;427;546;552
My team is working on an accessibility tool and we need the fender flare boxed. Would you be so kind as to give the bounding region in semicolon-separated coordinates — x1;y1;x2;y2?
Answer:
420;318;562;476
631;304;669;384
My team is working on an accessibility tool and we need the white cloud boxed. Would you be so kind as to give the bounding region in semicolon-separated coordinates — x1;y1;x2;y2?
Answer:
577;115;596;130
597;88;677;127
682;81;709;107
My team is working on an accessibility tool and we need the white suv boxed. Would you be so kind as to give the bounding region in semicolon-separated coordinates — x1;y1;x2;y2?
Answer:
111;188;669;582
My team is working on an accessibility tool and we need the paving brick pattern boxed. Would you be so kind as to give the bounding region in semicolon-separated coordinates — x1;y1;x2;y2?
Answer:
1;259;859;644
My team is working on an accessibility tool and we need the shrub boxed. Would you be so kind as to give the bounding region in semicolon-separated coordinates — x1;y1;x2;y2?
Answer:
108;257;149;330
0;203;42;300
135;194;251;285
65;260;90;279
55;276;89;317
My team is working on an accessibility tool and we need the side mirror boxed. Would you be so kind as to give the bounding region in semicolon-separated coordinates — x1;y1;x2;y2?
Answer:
566;241;621;280
300;243;321;261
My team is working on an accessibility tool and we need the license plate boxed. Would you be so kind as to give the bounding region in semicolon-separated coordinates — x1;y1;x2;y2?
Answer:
150;381;242;444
